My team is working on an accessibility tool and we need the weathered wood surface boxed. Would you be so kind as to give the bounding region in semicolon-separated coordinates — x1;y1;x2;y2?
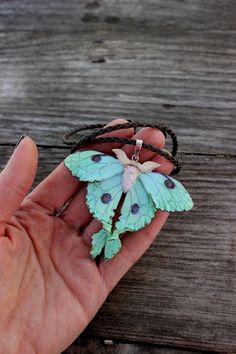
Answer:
63;338;206;354
0;30;235;154
0;0;236;353
1;147;236;352
0;0;235;31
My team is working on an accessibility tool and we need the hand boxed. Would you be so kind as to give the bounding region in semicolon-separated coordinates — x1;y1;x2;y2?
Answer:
0;119;173;354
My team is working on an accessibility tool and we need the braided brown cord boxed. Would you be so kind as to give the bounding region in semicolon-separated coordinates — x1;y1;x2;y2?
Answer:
63;120;182;175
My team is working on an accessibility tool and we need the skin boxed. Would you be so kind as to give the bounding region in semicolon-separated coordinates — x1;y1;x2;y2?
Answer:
0;119;173;354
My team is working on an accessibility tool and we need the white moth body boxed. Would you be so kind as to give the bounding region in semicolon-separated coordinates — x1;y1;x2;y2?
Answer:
112;148;161;193
122;165;140;193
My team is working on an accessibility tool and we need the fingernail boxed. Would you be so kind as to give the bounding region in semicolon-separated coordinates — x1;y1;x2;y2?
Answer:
15;133;27;149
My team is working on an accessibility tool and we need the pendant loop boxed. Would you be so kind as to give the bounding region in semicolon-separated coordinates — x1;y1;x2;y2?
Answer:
132;139;143;161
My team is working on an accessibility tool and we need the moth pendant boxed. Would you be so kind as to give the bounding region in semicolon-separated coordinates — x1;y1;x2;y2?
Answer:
64;148;193;260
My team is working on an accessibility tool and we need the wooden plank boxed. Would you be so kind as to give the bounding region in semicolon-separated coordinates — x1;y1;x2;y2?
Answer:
85;154;236;353
0;0;236;31
0;1;235;353
0;145;235;352
63;338;206;354
0;30;235;154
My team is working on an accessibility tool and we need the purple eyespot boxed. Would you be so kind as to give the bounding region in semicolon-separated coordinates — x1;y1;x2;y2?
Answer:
91;154;102;162
101;193;112;204
131;203;140;214
164;179;175;189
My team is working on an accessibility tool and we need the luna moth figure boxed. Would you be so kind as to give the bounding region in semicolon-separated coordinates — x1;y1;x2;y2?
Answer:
64;146;193;260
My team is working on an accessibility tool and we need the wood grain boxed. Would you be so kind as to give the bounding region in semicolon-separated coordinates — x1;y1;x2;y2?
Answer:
63;338;206;354
0;146;235;352
87;154;236;353
0;30;235;154
0;0;236;31
0;0;235;352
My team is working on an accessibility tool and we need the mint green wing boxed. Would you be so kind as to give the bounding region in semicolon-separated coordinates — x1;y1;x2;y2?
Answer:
115;177;156;233
90;228;109;258
64;150;124;182
86;174;123;232
90;228;122;260
139;172;193;212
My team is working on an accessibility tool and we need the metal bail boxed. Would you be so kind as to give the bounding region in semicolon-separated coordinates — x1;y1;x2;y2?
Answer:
132;139;143;161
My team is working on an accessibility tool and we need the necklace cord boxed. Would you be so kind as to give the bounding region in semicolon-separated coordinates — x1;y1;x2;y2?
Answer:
63;120;182;175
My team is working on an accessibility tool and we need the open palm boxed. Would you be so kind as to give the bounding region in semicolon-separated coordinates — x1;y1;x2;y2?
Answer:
0;119;172;354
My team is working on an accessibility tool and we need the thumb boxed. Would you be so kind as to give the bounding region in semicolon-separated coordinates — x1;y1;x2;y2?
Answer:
0;136;38;234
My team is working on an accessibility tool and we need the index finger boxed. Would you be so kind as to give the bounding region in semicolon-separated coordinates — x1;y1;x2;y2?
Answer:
27;119;134;214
